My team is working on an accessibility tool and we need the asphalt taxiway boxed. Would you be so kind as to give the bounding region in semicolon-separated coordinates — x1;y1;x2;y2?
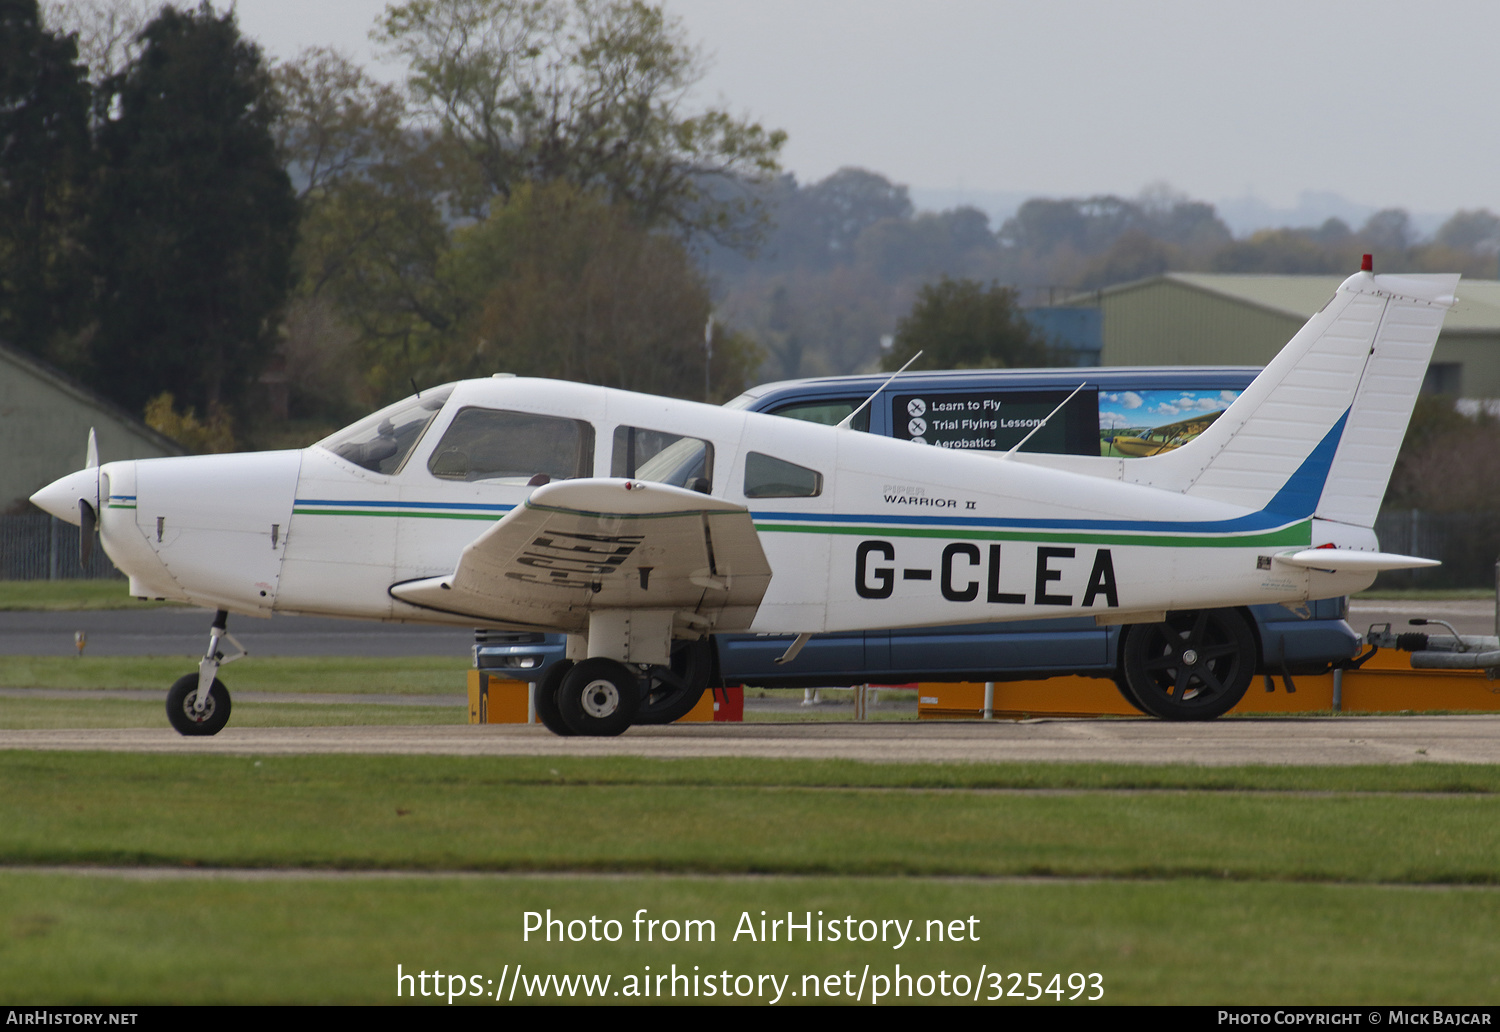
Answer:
1;716;1497;765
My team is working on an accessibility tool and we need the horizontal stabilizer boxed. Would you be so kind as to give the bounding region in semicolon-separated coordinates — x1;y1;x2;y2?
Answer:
1274;548;1440;573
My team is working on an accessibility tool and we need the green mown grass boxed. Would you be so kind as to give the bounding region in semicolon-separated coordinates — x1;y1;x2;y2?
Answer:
5;753;1500;1004
2;753;1498;882
0;696;463;729
0;655;469;694
0;580;164;610
3;873;1498;1004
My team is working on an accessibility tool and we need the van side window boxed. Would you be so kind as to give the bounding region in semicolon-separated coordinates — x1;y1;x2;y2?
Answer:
770;398;870;432
612;426;713;493
744;452;822;498
428;408;594;483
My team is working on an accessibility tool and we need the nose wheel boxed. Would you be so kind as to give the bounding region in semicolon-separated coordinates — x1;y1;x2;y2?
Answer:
166;674;232;736
166;609;245;736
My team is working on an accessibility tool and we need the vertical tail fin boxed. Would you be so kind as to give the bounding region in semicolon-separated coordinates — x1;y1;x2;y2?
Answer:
1131;269;1459;529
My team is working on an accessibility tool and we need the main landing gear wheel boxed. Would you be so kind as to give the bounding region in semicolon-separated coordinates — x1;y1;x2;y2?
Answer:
557;658;640;737
166;674;232;736
1120;609;1256;721
635;639;711;725
534;660;576;736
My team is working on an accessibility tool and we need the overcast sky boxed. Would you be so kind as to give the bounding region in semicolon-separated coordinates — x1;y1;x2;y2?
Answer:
227;0;1499;220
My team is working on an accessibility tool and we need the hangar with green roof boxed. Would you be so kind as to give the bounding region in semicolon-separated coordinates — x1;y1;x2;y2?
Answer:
1069;274;1500;397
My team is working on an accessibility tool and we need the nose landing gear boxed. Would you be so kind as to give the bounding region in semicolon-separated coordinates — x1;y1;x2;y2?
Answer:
166;609;246;736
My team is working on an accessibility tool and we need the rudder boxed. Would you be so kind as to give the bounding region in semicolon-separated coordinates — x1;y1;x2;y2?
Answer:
1128;268;1459;529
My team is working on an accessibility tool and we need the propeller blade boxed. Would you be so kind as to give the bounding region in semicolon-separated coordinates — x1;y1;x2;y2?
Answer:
79;500;96;568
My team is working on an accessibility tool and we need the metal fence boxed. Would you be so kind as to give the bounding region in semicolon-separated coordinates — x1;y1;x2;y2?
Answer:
1373;510;1500;589
0;509;1495;587
1;515;123;580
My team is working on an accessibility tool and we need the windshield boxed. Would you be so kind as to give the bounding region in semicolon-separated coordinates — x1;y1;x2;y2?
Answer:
317;386;454;474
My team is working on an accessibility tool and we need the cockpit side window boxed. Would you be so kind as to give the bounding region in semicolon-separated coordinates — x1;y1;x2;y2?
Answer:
743;452;822;498
611;426;713;493
427;407;594;484
317;386;454;475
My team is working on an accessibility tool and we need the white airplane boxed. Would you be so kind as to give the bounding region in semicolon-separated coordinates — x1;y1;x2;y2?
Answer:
31;265;1456;736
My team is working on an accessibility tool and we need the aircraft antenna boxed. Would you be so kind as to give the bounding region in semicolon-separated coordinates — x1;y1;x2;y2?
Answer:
1003;381;1088;458
837;350;923;430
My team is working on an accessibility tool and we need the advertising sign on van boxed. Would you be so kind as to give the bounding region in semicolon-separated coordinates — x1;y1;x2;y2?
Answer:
891;390;1087;452
1099;389;1241;458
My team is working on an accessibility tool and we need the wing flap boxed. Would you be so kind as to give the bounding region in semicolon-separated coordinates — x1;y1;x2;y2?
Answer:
390;478;773;632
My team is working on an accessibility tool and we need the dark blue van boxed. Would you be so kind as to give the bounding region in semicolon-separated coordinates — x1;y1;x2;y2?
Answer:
477;366;1362;720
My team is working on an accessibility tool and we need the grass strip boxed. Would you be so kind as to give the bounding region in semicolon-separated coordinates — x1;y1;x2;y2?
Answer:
3;873;1499;1004
0;580;169;611
0;656;469;694
0;697;462;729
3;753;1499;882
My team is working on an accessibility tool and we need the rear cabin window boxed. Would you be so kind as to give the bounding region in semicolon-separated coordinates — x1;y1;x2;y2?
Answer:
744;452;822;498
428;408;594;484
612;427;713;492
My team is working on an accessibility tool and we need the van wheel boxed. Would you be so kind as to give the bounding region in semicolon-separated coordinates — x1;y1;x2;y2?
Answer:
1121;609;1255;720
1112;677;1147;715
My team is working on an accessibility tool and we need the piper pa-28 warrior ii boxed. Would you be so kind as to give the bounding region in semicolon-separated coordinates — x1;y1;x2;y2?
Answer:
31;264;1457;736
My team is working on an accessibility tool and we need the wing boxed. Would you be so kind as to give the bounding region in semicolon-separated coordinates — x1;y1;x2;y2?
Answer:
389;478;773;633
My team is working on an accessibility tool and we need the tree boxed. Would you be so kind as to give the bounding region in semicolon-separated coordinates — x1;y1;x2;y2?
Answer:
441;181;757;400
375;0;784;246
1434;209;1500;255
1077;230;1175;289
87;2;297;416
852;207;999;284
883;277;1055;372
1210;228;1349;274
0;0;94;361
1358;208;1413;255
801;166;912;260
273;46;460;411
273;46;413;204
40;0;154;85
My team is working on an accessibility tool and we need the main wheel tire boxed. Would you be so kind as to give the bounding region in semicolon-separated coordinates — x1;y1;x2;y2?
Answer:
1120;609;1256;721
557;658;640;737
166;674;232;736
635;639;711;725
534;660;576;736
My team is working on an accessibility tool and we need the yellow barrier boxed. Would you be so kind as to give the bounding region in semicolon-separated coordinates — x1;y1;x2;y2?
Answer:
915;648;1500;719
467;671;531;724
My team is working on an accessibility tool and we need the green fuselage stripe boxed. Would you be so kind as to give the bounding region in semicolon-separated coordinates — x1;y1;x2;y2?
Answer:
293;508;497;520
753;520;1312;549
289;506;1312;549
